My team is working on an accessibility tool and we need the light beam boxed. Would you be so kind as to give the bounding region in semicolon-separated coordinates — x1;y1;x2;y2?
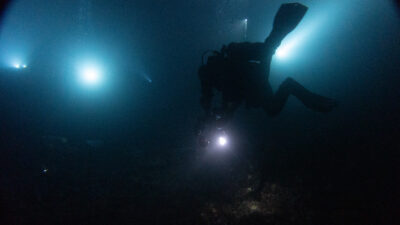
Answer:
78;63;103;87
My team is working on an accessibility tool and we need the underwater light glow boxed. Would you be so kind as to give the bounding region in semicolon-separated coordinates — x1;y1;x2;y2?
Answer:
78;63;103;86
273;11;323;61
143;74;152;83
275;30;309;60
83;67;100;83
12;63;28;69
218;136;227;146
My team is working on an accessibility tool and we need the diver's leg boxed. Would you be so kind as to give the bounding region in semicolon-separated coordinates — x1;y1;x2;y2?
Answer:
262;82;284;116
263;92;286;116
264;77;337;115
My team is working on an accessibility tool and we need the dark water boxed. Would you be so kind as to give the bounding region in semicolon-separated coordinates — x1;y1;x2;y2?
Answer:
1;0;399;224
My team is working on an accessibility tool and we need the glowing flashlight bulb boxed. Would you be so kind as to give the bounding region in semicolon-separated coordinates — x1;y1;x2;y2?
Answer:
218;136;227;146
14;64;20;69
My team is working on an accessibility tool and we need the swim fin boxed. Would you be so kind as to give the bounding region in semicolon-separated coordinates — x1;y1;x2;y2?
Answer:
271;3;308;39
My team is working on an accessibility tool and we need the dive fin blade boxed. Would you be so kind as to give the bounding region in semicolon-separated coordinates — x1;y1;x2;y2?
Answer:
272;3;308;37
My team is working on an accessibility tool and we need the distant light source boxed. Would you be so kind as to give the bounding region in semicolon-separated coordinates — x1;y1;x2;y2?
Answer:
275;37;299;59
79;64;102;86
144;74;152;83
12;63;27;69
218;136;227;146
273;16;321;61
243;18;248;41
275;47;289;59
83;67;100;83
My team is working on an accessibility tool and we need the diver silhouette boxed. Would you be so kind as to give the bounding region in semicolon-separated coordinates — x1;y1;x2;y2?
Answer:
198;3;337;125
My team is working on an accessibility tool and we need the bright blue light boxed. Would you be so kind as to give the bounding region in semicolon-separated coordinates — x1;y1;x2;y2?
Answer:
83;67;100;84
78;63;103;87
9;57;27;70
275;27;312;60
12;62;28;69
273;10;324;61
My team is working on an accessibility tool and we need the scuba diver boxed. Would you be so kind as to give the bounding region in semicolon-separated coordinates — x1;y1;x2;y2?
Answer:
197;3;337;146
